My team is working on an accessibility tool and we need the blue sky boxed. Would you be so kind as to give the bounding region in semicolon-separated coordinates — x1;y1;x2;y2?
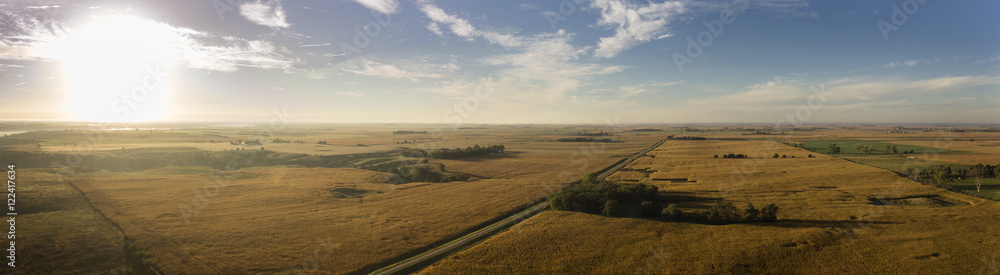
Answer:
0;0;998;124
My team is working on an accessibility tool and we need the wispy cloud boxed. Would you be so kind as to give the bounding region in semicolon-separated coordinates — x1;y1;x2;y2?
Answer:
336;91;364;97
616;81;684;97
884;58;937;68
417;0;477;37
688;74;1000;107
342;58;443;81
752;0;817;18
349;0;400;14
590;0;687;58
239;0;291;28
518;4;541;10
299;43;330;47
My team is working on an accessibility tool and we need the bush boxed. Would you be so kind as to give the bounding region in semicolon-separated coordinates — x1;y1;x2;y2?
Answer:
703;201;740;223
662;204;681;221
761;203;779;221
699;201;779;223
603;200;618;217
743;203;761;221
773;153;779;158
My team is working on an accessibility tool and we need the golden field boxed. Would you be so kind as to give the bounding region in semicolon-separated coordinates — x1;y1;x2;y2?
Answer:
12;169;131;274
422;140;1000;274
12;125;666;274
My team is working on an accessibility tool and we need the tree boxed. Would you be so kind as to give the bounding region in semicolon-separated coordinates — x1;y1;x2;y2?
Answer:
773;153;779;158
603;200;618;217
662;204;681;221
808;154;814;158
932;171;950;188
744;203;761;221
714;154;719;158
582;171;599;184
781;155;787;158
883;145;893;154
827;144;842;154
761;203;779;222
704;201;740;223
855;144;868;154
891;145;898;154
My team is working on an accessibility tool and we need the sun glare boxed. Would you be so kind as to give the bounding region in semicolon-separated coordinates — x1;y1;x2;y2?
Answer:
56;14;177;122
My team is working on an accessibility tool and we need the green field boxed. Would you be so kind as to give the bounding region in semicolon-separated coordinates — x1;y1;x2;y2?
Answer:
834;152;1000;201
799;140;961;155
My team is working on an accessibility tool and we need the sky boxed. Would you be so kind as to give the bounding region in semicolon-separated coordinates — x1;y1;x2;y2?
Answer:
0;0;998;124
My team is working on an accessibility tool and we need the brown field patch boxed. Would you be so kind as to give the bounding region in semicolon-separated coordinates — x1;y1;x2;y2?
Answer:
422;140;1000;274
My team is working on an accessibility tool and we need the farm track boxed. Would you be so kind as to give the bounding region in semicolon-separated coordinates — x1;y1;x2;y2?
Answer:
368;138;669;275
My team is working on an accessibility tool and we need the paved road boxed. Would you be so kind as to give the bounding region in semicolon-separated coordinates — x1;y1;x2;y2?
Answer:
370;138;669;275
371;202;549;275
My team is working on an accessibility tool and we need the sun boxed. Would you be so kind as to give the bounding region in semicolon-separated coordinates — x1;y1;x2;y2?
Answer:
55;14;178;122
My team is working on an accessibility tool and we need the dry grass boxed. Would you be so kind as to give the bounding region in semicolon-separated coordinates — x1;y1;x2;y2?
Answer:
422;140;1000;274
14;169;130;274
56;127;665;274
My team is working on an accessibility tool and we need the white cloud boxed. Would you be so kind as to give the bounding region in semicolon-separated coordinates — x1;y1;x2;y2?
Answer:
518;4;541;10
688;75;1000;107
471;31;623;101
590;0;687;58
350;0;400;14
336;91;364;97
299;43;330;47
615;81;684;97
751;0;816;18
883;58;936;68
972;56;1000;65
416;1;477;37
239;1;290;28
342;58;443;81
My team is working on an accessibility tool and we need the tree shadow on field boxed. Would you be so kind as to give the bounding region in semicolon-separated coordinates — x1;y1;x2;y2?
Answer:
660;192;724;210
446;152;521;162
743;219;900;229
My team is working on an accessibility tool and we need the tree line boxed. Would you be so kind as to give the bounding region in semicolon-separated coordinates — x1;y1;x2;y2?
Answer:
549;172;780;224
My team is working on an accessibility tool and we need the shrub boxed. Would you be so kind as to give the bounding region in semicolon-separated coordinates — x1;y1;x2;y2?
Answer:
761;203;779;221
662;204;681;221
773;153;779;158
703;201;740;223
603;200;618;217
743;203;761;221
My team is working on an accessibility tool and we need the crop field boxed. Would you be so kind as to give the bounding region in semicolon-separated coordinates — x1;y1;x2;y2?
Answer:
12;169;131;274
4;124;667;274
423;140;1000;274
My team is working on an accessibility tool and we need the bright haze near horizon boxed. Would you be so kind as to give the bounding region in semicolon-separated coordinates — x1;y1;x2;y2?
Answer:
0;0;997;124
